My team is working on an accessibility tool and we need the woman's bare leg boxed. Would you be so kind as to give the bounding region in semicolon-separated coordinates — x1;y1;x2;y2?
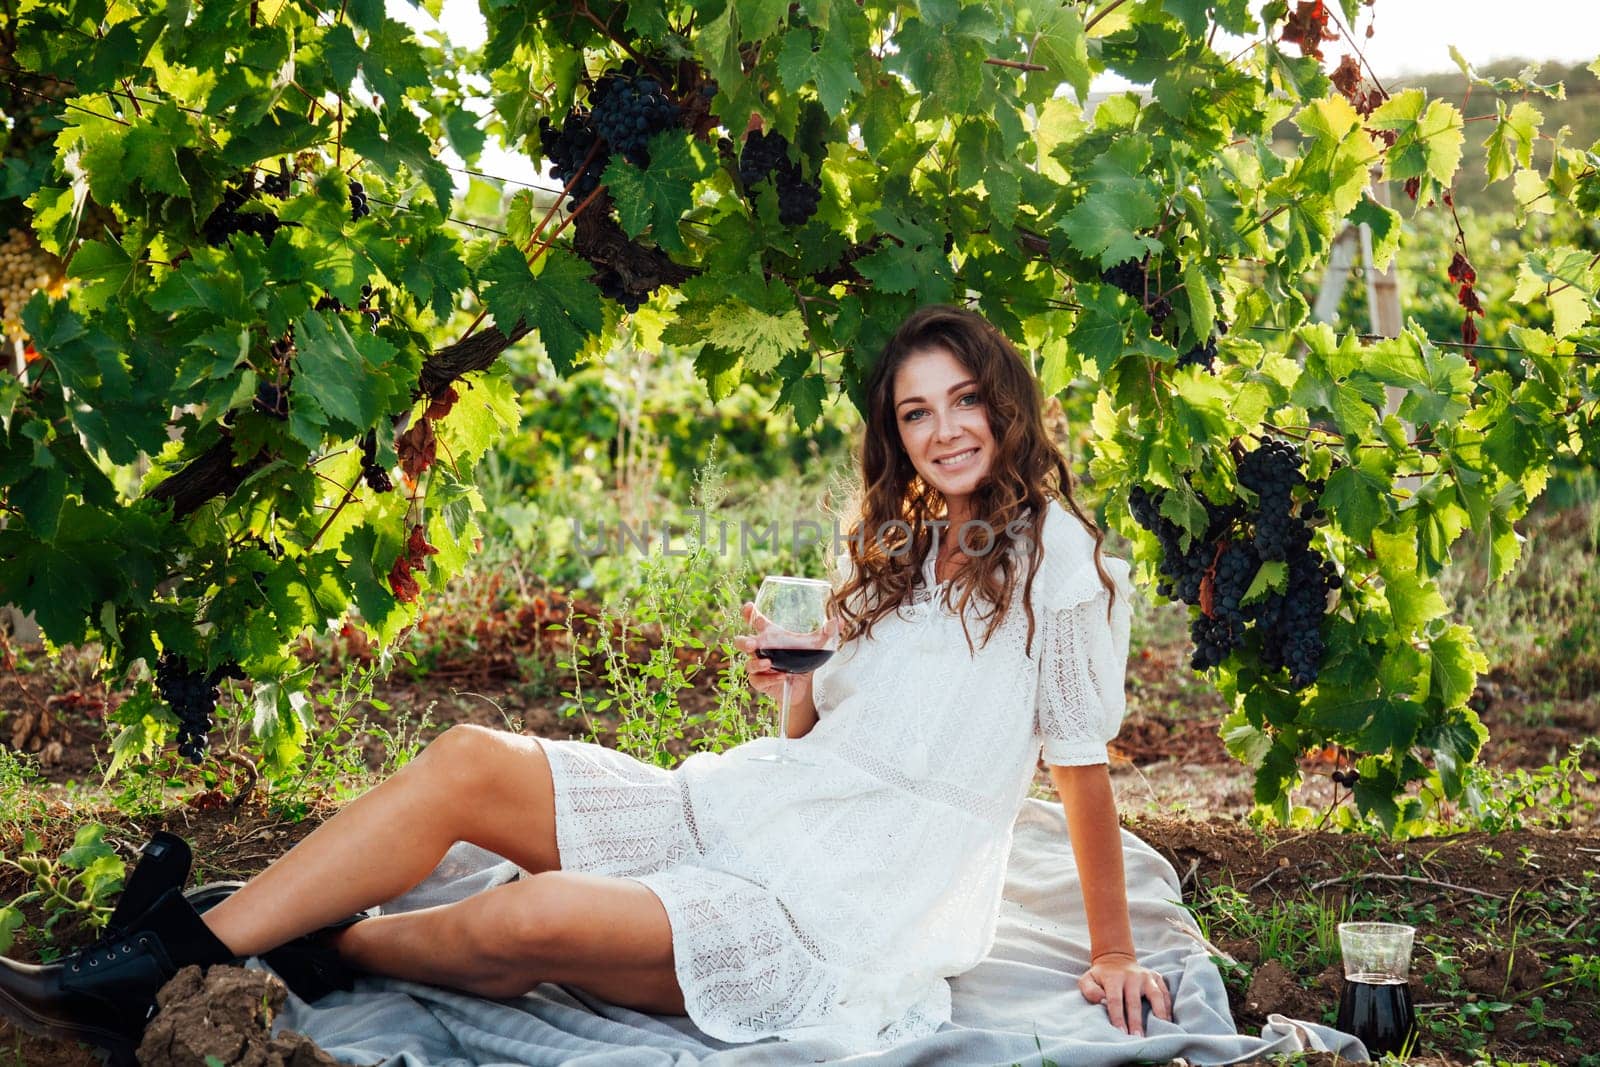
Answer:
330;871;685;1013
200;724;562;958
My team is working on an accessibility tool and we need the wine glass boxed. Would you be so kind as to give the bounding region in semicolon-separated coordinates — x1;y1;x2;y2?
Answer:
749;575;838;765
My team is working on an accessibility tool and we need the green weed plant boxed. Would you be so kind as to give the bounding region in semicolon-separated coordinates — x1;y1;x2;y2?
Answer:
0;824;125;957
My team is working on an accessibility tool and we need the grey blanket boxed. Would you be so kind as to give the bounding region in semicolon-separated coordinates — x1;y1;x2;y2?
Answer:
266;798;1366;1065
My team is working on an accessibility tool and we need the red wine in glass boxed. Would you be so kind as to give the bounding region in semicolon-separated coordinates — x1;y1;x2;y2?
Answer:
1336;974;1415;1057
756;647;836;674
750;575;838;765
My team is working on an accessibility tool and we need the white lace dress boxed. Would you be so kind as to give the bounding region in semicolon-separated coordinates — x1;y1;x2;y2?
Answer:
532;499;1134;1053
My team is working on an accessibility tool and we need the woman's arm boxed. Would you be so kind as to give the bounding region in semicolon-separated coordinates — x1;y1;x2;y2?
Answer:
1049;762;1173;1036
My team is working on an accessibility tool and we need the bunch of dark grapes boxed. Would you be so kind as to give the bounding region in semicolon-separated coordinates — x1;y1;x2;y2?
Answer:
1128;487;1242;607
359;429;393;492
589;62;682;167
1146;296;1173;332
539;109;604;209
1100;259;1145;300
1238;438;1305;561
593;268;646;312
357;283;382;333
155;654;243;763
202;187;288;247
349;180;371;221
254;328;294;420
1099;258;1174;332
262;160;292;198
1128;441;1338;689
737;130;822;226
1178;337;1217;371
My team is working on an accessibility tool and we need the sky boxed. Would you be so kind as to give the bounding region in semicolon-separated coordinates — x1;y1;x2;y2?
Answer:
389;0;1600;191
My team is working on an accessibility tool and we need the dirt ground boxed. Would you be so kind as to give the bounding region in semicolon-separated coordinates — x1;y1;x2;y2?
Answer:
2;591;1597;1065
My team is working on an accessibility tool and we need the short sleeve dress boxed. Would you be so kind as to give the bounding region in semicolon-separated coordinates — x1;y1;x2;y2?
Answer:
531;499;1134;1053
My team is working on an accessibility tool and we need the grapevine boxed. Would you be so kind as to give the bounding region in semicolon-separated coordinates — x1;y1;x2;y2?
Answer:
0;0;1590;830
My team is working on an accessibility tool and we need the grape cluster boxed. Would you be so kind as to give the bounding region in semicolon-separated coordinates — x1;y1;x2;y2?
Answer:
0;227;62;343
539;109;605;210
349;180;371;221
359;429;393;492
262;160;292;198
155;654;243;762
1250;518;1339;689
1100;259;1145;300
593;268;646;312
1127;440;1339;689
1128;487;1243;606
1178;337;1217;371
590;62;682;167
202;187;288;247
254;328;294;420
357;283;382;334
1101;257;1174;330
738;130;822;226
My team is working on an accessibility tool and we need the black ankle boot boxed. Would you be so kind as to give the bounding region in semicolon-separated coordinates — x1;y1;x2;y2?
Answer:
104;831;193;939
0;885;237;1066
183;881;375;1003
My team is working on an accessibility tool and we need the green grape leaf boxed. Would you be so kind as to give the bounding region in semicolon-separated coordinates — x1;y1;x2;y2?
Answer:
342;106;454;212
1383;571;1448;632
601;133;713;254
1356;695;1423;754
65;238;135;310
1068;287;1128;377
1060;137;1163;268
1368;90;1464;194
776;17;863;116
1322;464;1391;543
778;372;829;428
704;300;808;375
1348;194;1401;272
1429;624;1486;709
291;311;393;434
478;244;605;375
1482;100;1541;185
1182;258;1214;342
1240;560;1286;606
1018;0;1091;101
1511;248;1597;338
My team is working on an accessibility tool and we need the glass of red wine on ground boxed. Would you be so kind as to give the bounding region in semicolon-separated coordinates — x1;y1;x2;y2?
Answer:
749;575;838;766
1336;921;1417;1058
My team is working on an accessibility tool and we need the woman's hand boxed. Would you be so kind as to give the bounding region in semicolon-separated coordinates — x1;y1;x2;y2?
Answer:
732;602;802;703
1078;951;1173;1037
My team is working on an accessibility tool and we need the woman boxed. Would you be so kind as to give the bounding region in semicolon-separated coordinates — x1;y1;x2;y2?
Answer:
0;304;1173;1063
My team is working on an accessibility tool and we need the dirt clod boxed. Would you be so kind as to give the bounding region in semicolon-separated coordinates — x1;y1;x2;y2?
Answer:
1244;959;1320;1020
136;964;338;1067
1462;945;1546;997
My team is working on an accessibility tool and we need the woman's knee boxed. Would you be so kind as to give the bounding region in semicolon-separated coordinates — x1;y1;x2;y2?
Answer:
412;723;500;778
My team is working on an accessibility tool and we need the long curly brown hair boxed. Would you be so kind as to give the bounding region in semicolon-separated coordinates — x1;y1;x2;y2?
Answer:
829;304;1117;657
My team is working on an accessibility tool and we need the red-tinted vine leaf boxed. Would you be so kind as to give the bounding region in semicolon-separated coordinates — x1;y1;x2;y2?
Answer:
396;418;437;481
